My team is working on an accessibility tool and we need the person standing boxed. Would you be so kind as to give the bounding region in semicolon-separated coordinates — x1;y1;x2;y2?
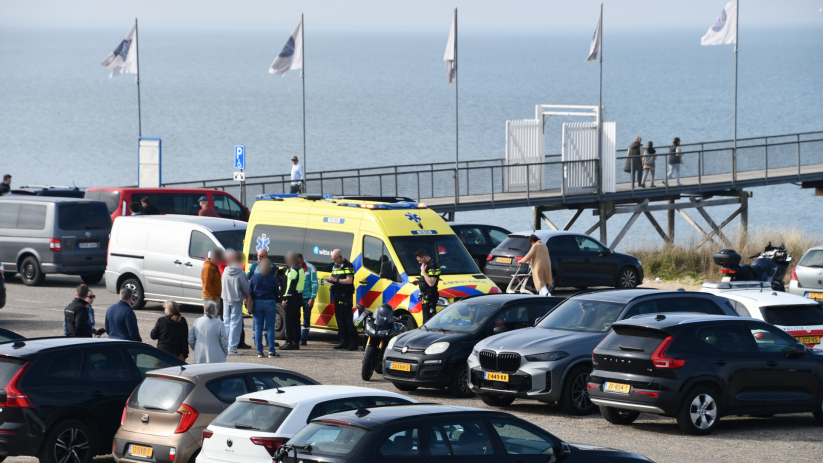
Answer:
328;249;357;351
249;260;281;358
202;248;224;319
640;141;657;188
141;197;160;215
246;248;269;277
666;137;683;186
0;174;10;195
281;252;305;351
521;235;553;296
64;284;93;338
413;249;441;323
625;136;644;188
198;196;220;217
105;288;142;341
298;253;318;346
221;250;249;355
290;156;304;194
150;301;189;361
188;301;228;363
128;202;142;215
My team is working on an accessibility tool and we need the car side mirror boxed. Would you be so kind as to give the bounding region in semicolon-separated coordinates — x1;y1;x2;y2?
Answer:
379;261;396;280
789;342;807;357
560;442;572;457
493;325;507;334
599;249;611;256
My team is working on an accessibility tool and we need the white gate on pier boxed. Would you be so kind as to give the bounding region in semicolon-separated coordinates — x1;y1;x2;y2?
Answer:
505;118;544;192
562;121;616;195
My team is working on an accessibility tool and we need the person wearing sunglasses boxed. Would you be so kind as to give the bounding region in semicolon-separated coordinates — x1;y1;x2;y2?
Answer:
63;285;106;337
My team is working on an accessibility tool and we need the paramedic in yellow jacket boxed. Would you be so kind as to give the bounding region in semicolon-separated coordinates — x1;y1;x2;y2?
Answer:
281;251;305;351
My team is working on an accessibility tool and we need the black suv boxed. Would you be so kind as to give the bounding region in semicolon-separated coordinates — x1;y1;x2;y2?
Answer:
589;313;823;435
0;338;183;463
484;230;643;290
277;404;653;463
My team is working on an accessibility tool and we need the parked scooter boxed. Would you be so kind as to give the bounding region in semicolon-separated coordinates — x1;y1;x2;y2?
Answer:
713;242;792;291
355;303;406;381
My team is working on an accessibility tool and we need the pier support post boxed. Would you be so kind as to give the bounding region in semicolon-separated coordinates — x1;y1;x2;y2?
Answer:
533;206;542;231
598;201;608;244
666;200;675;244
739;191;748;246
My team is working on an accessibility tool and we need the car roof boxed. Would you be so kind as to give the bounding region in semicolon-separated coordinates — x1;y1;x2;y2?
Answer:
114;214;246;232
316;404;495;429
0;337;146;358
239;385;411;407
571;288;672;303
87;187;227;193
613;313;760;329
449;223;507;230
507;230;583;239
0;196;102;204
146;363;311;383
456;294;564;304
715;290;820;307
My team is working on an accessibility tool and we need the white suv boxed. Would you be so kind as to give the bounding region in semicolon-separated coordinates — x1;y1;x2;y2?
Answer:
197;385;416;463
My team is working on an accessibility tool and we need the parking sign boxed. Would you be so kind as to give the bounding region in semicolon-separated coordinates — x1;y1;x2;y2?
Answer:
234;145;245;170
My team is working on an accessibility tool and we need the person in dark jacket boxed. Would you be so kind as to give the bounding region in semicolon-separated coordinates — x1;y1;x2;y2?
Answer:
249;260;281;358
625;136;644;188
64;284;93;338
640;141;657;188
666;137;683;186
105;288;142;342
141;197;160;215
150;300;189;360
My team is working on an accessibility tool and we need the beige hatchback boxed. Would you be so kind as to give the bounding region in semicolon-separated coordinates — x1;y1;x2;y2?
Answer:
112;364;319;463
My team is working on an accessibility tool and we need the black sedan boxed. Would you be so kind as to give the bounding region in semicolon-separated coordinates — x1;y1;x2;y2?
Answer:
450;223;511;271
383;294;563;397
484;230;644;291
277;404;654;463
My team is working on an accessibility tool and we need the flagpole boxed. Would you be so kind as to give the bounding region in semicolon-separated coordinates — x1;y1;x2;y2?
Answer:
135;17;142;138
454;7;459;185
732;0;738;182
597;3;603;195
301;13;306;179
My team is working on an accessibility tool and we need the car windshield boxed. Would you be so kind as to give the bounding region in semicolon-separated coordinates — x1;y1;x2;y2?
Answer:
799;250;823;268
211;401;292;432
389;235;480;276
536;298;626;333
213;230;246;252
760;305;823;326
287;422;368;457
424;302;500;333
128;377;195;412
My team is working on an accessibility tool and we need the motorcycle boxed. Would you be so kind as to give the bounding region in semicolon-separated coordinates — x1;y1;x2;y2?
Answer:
355;303;406;381
713;242;792;291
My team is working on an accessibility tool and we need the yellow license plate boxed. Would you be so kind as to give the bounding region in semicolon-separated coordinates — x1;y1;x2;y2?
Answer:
721;276;732;282
389;362;411;372
496;257;512;264
129;445;153;457
605;382;631;394
806;292;823;299
797;336;820;344
484;372;509;382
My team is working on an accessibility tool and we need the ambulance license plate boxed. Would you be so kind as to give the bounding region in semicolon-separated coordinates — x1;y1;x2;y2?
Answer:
129;445;153;457
484;372;509;382
389;362;411;372
604;382;631;394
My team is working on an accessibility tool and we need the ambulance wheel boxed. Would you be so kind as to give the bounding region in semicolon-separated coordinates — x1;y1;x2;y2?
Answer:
396;310;417;332
275;304;286;340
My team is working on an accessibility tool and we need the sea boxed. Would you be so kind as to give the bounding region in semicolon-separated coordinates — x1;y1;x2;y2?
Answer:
1;25;822;249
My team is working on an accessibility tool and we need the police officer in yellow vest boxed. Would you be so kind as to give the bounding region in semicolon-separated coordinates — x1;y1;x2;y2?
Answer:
328;248;358;351
412;248;441;323
281;251;305;351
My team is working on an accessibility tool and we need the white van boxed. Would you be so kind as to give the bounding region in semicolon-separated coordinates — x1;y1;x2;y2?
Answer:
105;215;246;309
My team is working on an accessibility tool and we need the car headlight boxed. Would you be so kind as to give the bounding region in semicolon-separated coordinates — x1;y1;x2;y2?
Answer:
387;336;398;351
437;297;450;306
524;351;569;362
471;347;479;357
424;342;449;355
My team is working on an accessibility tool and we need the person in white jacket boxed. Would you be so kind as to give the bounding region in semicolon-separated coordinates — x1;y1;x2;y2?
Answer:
221;250;250;355
188;301;228;363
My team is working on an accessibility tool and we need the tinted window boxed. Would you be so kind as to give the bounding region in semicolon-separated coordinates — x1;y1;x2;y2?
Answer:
129;377;195;412
125;348;178;378
207;376;250;403
0;358;24;388
489;419;555;455
427;424;451;456
599;326;668;353
537;298;625;333
698;325;752;353
760;305;823;326
287;423;367;457
83;348;132;381
439;420;493;455
250;372;316;391
549;235;578;254
45;351;83;380
190;230;216;259
749;324;799;353
249;225;306;265
487;228;508;246
18;204;47;230
363;235;397;280
454;226;488;245
729;300;751;317
575;236;606;253
532;299;562;321
390;235;480;276
624;297;723;319
143;193;202;215
799;250;823;267
424;302;500;334
213;230;246;252
213;194;245;220
304;228;355;273
0;203;21;229
490;305;529;332
379;426;420;456
84;190;121;214
497;237;530;253
211;401;292;432
58;203;111;230
372;397;411;406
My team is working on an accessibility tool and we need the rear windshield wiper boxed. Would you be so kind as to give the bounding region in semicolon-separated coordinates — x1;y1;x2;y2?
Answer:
141;405;166;411
618;345;644;352
234;424;259;430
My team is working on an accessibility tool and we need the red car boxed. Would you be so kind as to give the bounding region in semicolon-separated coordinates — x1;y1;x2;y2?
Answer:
84;187;249;221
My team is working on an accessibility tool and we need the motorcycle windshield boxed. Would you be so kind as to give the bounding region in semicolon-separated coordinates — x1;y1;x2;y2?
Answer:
752;257;777;276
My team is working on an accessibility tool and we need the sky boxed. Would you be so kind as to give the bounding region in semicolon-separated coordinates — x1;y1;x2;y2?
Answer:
1;0;822;32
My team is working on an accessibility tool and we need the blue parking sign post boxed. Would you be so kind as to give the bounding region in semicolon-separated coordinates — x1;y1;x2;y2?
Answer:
234;145;246;204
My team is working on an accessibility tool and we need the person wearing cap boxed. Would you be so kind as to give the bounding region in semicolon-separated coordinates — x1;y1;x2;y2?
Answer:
290;156;304;194
198;196;220;217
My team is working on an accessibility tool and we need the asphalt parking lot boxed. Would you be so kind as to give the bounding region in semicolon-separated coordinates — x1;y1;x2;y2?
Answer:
2;274;822;463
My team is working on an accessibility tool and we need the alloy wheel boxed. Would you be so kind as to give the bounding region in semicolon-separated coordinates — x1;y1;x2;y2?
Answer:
619;269;637;288
125;282;140;306
457;367;471;395
571;372;591;411
54;427;90;463
689;393;717;430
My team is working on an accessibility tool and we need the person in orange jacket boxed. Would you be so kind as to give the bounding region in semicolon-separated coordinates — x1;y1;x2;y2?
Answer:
202;248;224;319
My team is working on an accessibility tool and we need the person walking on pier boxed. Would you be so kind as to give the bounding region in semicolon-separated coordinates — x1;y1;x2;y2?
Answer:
328;249;358;351
281;251;305;351
666;137;683;186
640;141;657;188
221;250;250;355
625;137;644;188
290;156;304;194
522;235;553;296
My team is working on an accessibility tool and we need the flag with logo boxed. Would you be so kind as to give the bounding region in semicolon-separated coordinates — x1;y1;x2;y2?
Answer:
701;0;737;45
444;11;456;84
585;8;602;62
100;25;138;78
270;20;303;76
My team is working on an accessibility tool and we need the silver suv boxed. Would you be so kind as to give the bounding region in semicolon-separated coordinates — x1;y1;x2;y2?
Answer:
467;289;738;415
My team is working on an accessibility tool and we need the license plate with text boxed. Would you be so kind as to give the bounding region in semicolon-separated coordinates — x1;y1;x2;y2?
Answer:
389;362;411;372
797;336;820;344
604;382;631;394
806;292;823;300
496;257;512;264
129;445;153;457
484;372;509;382
78;242;99;249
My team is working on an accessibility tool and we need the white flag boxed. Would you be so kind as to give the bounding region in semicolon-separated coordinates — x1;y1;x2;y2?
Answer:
443;11;456;85
100;25;138;78
270;20;303;76
701;0;737;45
585;9;602;62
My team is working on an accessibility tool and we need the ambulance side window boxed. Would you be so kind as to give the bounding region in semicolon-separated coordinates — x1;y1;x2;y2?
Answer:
363;236;398;280
303;229;354;273
250;225;306;265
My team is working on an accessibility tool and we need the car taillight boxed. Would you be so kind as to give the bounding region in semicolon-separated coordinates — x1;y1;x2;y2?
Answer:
515;256;524;263
49;238;62;251
201;429;213;445
486;254;493;262
720;268;735;274
2;362;33;408
174;404;199;434
791;268;798;281
651;337;685;369
250;437;287;456
634;390;659;398
169;448;176;461
121;394;132;425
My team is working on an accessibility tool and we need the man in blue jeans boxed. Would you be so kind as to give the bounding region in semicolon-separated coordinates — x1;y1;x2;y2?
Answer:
221;250;250;355
298;253;319;346
249;260;281;358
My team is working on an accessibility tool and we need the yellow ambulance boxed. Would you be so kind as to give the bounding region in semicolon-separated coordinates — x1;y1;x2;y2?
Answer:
242;195;500;336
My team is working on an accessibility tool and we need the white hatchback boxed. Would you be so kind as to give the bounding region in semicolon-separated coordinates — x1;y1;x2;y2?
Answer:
701;282;823;347
197;385;416;463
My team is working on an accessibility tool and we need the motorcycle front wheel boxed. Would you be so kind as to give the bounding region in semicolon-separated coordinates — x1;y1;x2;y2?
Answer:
361;345;382;381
